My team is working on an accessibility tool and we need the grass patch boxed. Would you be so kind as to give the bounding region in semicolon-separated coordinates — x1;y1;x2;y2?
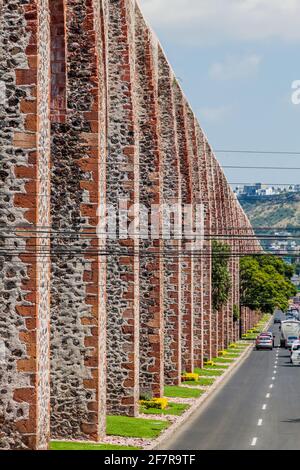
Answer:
213;357;235;363
223;352;240;357
50;441;140;451
204;364;229;370
184;377;215;386
164;385;203;399
194;368;224;377
141;402;189;416
107;415;168;439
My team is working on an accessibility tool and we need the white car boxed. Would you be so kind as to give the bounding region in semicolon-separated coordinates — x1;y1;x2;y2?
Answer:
291;341;300;365
286;335;299;350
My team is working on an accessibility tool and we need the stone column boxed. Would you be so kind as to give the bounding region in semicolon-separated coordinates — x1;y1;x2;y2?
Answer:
0;0;51;450
187;115;204;370
105;0;140;416
158;47;182;386
49;0;106;440
135;5;164;399
206;147;219;358
173;88;193;375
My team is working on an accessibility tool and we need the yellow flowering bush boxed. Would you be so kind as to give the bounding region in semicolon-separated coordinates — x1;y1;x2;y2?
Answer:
140;397;169;410
218;350;228;356
181;373;199;382
229;343;238;349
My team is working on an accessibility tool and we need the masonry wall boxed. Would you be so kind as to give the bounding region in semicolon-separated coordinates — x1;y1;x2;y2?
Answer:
105;0;140;416
49;0;106;440
135;8;164;399
0;0;51;450
0;0;261;449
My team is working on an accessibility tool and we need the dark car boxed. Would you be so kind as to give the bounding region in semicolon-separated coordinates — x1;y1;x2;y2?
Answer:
274;317;281;324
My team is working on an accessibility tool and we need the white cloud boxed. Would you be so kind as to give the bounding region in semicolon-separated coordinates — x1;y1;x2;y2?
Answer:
139;0;300;45
197;105;232;123
209;54;262;80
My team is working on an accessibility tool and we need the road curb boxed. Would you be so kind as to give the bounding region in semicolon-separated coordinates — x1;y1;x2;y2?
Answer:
149;317;272;450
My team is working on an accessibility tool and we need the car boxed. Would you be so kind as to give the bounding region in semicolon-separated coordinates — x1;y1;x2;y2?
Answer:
274;317;281;324
286;335;299;350
262;331;275;347
256;333;274;350
291;341;300;365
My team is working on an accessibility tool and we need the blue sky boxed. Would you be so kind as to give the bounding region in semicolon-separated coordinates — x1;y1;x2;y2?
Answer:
139;0;300;186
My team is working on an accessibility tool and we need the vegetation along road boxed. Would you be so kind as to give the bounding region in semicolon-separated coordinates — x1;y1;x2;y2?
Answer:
161;311;300;450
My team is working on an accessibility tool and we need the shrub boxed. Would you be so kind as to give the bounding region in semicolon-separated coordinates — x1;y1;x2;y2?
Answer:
229;343;238;349
218;350;228;356
204;360;216;366
139;398;168;410
181;373;199;382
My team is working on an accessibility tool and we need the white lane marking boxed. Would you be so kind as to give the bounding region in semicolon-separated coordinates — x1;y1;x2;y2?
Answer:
258;419;263;426
274;370;277;374
269;384;274;388
262;404;267;410
266;393;271;398
251;437;258;447
272;376;276;380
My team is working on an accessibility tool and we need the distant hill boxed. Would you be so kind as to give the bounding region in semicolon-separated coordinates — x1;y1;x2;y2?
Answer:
239;192;300;229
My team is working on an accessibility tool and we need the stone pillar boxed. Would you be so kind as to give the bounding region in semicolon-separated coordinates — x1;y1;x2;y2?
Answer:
135;5;164;399
206;147;219;358
173;88;193;375
214;163;227;352
185;115;204;370
231;201;241;343
105;0;140;416
49;0;106;439
193;131;212;364
158;47;182;386
0;0;51;449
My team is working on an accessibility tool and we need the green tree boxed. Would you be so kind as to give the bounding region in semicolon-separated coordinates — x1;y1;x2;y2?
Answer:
240;255;296;314
212;240;232;312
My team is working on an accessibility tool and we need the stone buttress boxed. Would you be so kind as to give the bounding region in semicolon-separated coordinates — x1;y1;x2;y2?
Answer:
49;0;106;441
0;0;51;450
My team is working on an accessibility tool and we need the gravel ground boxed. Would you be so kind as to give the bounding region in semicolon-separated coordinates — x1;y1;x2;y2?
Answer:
139;413;170;421
181;384;210;390
101;435;152;448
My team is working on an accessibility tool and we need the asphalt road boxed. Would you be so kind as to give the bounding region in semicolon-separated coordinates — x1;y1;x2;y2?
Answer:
162;311;300;450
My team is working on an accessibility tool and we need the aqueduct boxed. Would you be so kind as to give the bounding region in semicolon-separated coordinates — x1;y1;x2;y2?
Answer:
0;0;261;449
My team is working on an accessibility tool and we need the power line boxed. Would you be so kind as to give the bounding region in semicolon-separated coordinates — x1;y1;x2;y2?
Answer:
223;166;300;170
215;150;300;155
